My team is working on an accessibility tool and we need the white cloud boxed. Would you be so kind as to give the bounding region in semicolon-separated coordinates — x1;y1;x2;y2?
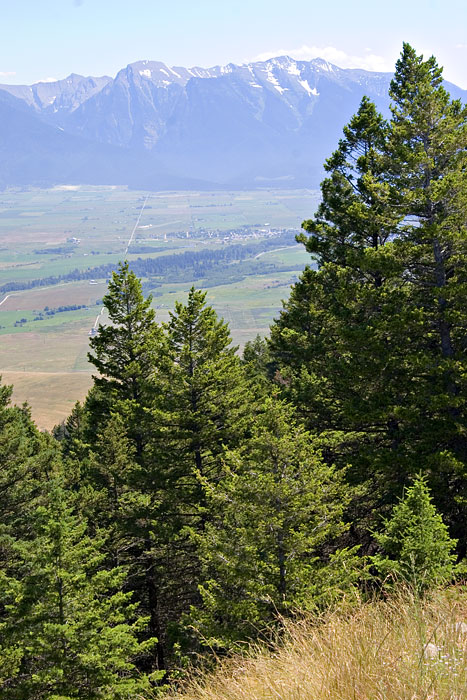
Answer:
248;45;393;73
37;77;58;83
0;71;16;77
455;43;467;49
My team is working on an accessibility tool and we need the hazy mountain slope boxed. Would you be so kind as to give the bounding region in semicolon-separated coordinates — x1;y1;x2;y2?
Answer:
1;56;466;189
0;74;111;121
0;89;203;190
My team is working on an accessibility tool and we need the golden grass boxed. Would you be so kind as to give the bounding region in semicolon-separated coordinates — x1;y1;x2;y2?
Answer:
1;370;92;430
165;591;467;700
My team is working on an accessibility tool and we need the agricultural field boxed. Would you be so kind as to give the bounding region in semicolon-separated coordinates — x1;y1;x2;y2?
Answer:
0;186;318;429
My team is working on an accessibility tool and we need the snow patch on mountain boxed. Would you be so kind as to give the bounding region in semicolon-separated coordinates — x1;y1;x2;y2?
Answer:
265;70;287;93
287;63;301;76
298;79;318;96
168;67;182;78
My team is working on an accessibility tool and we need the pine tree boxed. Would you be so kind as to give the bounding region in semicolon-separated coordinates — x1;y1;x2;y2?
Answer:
0;377;61;582
269;96;409;522
300;95;395;269
141;288;253;654
269;95;400;427
84;414;141;567
79;263;167;671
87;261;163;460
0;378;60;692
383;44;467;542
84;413;170;672
372;475;458;594
189;398;362;647
157;287;251;521
0;480;159;699
269;46;467;551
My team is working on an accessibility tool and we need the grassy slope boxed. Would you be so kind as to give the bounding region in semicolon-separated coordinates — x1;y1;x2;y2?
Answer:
167;591;467;700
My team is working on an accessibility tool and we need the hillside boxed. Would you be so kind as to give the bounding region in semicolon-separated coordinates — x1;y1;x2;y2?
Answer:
2;43;467;700
167;593;467;700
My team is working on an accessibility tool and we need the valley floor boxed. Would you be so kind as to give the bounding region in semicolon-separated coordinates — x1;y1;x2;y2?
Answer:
0;186;316;428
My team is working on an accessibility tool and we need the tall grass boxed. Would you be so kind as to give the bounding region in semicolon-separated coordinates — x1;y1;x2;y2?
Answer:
164;589;467;700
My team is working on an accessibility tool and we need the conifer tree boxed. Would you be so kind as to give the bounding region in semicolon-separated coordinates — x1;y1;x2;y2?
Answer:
0;379;60;692
0;480;158;698
87;261;163;460
0;381;49;539
300;95;395;268
269;96;408;517
157;287;251;520
189;398;361;646
383;44;467;539
372;475;458;594
269;95;400;425
270;46;467;550
143;289;252;654
84;414;141;567
84;413;169;672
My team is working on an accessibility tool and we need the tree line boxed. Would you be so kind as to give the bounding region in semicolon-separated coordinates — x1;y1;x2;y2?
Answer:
0;231;297;294
1;44;467;698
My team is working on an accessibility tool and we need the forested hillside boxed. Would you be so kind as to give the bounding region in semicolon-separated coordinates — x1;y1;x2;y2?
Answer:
2;44;467;698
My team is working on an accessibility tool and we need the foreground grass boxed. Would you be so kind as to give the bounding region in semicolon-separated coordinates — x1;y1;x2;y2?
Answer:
166;591;467;700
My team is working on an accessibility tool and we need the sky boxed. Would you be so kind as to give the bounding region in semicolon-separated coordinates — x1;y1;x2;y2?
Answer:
1;0;467;87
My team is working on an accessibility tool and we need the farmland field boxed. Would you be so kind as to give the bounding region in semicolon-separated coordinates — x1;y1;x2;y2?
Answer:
0;186;318;429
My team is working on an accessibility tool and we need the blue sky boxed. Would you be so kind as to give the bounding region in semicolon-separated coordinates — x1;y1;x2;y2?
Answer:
1;0;467;87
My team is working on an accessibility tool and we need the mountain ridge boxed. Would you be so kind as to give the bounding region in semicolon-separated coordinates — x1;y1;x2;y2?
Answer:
1;56;465;189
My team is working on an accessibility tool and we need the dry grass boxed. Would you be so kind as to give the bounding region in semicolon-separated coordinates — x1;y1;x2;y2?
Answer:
1;370;92;430
165;591;467;700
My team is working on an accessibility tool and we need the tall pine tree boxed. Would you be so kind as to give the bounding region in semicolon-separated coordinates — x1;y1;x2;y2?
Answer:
87;261;163;461
269;95;408;529
270;46;467;552
383;44;467;546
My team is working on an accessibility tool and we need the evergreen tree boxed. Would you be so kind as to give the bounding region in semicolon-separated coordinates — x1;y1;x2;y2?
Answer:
84;413;169;672
269;96;408;526
0;379;60;692
300;95;395;269
269;95;400;429
0;378;61;585
0;480;158;699
383;44;467;542
87;261;163;460
372;475;458;594
84;414;141;567
157;287;251;521
270;46;467;550
141;288;253;655
189;398;362;647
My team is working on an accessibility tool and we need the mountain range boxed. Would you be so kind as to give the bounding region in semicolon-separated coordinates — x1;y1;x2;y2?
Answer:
1;56;466;190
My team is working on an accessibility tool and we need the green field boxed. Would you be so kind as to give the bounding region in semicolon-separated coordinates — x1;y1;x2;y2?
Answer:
0;186;318;428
